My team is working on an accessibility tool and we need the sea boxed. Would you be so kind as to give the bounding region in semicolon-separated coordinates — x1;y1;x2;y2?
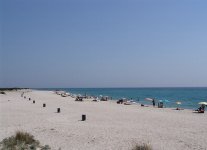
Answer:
37;87;207;110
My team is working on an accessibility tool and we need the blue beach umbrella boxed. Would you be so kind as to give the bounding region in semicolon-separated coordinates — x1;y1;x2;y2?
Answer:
159;99;170;103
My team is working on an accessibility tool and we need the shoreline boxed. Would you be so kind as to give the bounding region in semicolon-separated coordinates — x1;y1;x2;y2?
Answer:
33;88;199;112
0;89;206;150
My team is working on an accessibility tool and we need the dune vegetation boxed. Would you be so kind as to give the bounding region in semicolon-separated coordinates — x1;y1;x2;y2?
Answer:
0;131;50;150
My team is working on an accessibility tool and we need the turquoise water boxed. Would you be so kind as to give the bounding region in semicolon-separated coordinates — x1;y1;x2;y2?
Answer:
38;88;207;110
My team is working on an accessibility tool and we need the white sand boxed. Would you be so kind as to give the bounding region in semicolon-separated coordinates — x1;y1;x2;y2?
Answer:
0;90;207;150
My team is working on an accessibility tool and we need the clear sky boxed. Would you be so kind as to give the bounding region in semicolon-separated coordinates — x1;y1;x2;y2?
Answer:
1;0;207;88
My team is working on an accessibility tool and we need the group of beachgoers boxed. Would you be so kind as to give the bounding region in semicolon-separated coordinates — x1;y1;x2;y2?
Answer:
54;90;206;113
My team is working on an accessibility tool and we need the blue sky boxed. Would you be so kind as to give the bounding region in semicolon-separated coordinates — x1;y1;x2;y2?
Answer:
1;0;207;88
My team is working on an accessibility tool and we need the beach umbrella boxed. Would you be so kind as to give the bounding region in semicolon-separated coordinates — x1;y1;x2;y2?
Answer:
145;98;153;101
176;101;182;105
198;102;207;105
159;99;170;103
164;100;170;103
176;101;182;109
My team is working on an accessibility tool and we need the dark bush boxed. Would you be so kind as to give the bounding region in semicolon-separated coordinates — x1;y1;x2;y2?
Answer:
0;91;6;94
132;143;152;150
0;131;51;150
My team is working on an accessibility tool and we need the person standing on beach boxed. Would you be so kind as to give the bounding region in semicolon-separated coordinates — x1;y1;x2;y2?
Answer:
152;99;155;107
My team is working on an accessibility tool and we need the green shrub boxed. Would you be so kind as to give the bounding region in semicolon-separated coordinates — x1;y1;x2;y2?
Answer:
15;131;38;145
0;91;6;94
132;143;152;150
0;131;51;150
41;145;51;150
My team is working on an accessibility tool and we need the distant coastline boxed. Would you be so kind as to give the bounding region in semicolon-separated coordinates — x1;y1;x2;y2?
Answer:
0;88;29;91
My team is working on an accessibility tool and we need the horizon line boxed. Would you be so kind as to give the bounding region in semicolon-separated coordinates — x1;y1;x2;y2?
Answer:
33;86;207;89
1;86;207;89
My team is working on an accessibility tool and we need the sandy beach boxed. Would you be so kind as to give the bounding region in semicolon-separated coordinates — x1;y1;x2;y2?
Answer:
0;90;206;150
